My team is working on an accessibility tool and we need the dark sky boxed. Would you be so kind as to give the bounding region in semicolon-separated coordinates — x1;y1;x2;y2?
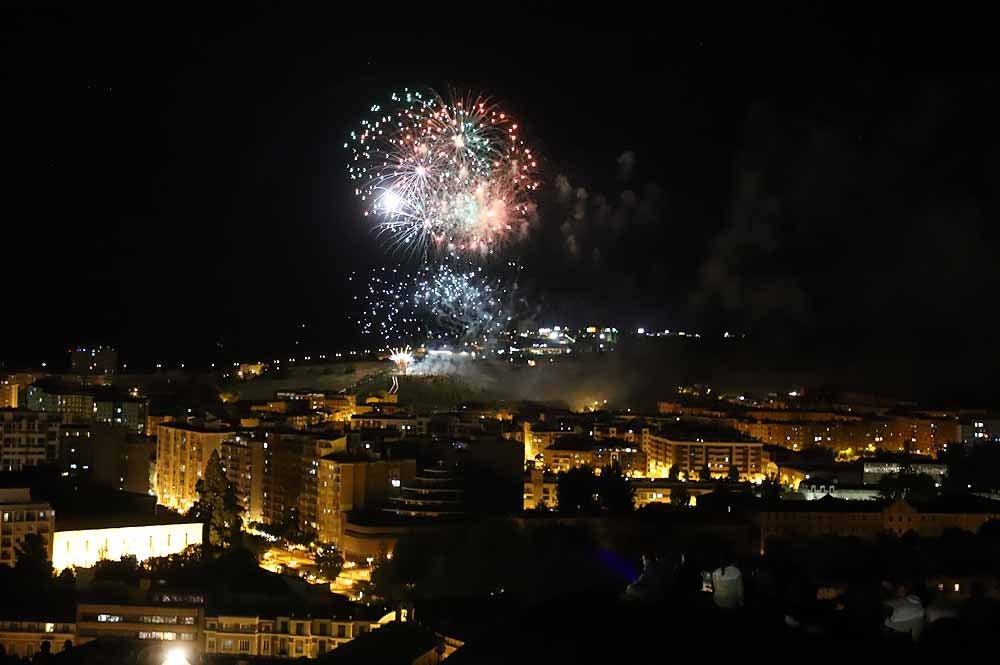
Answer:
2;7;999;400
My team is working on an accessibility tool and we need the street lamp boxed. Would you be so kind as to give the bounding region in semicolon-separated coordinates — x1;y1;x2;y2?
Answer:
162;648;190;665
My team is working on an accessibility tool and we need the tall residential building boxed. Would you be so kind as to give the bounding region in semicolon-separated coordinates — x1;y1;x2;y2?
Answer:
0;488;55;566
70;346;118;376
154;422;234;512
0;409;61;471
316;453;415;546
221;433;267;524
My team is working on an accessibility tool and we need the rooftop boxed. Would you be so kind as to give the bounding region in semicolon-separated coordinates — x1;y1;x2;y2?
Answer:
653;422;759;443
546;434;598;452
317;621;440;664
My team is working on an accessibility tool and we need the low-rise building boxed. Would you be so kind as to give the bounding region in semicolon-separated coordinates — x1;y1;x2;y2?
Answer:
53;514;202;571
203;614;380;659
349;414;428;436
757;496;1000;551
75;601;201;648
0;616;75;660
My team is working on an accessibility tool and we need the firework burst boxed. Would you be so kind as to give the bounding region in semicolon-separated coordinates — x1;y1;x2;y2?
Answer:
388;346;414;374
351;257;522;347
347;88;538;259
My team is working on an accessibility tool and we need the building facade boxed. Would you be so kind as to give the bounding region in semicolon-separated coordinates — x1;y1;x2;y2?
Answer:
203;615;380;659
25;385;95;422
154;422;234;512
0;488;55;566
0;619;75;660
645;427;764;481
75;602;201;647
316;454;414;546
52;519;203;571
0;409;61;471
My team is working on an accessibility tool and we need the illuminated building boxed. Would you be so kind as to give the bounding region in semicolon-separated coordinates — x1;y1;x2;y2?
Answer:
538;434;598;473
203;615;380;658
221;433;266;524
798;481;879;501
644;423;763;481
24;382;147;435
154;422;234;512
70;346;118;376
257;431;342;533
886;415;960;455
521;421;578;461
236;363;266;379
0;378;18;409
960;417;1000;444
94;395;148;435
523;468;558;510
0;488;54;566
52;517;202;571
509;327;576;359
75;602;201;647
0;408;61;471
861;458;946;484
0;618;75;659
317;453;414;547
574;326;618;353
349;413;428;436
632;478;714;508
535;433;647;474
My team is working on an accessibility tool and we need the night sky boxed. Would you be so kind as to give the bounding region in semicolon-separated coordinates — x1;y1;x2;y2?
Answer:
3;7;999;401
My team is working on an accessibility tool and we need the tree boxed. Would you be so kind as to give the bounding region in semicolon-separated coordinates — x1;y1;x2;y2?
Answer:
313;545;344;582
14;533;53;582
557;466;599;514
56;567;76;592
698;464;712;482
878;472;938;504
189;450;244;550
670;484;690;507
597;464;635;512
556;465;634;514
760;477;782;504
668;464;680;481
727;465;741;482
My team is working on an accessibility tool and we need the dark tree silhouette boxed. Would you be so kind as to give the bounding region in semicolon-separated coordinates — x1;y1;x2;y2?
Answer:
314;545;345;581
14;533;53;582
557;466;599;514
727;465;741;482
698;464;712;482
878;472;937;504
189;449;244;550
557;465;633;513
